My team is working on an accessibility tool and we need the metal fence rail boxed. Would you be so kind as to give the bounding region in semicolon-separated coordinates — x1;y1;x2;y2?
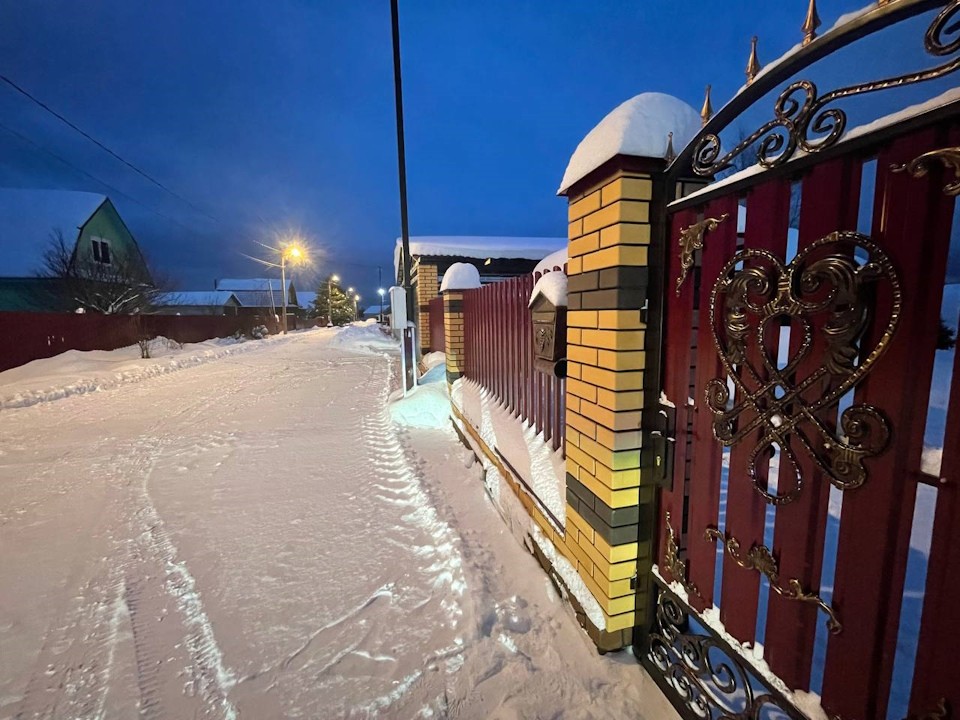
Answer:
462;275;565;452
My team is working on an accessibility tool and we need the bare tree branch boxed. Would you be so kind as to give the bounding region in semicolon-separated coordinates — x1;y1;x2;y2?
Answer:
37;229;174;314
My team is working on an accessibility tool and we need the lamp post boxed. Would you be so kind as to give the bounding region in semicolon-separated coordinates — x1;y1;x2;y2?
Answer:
378;287;385;323
354;294;361;321
327;274;339;326
280;244;304;335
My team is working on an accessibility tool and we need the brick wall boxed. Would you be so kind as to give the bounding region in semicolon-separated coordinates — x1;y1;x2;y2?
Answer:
442;290;464;384
560;168;657;648
416;262;439;352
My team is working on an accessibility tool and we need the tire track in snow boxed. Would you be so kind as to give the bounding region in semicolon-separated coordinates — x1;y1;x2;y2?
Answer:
10;568;118;720
121;438;237;720
2;333;317;719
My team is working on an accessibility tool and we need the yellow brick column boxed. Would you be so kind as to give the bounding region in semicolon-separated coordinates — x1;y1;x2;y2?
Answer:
442;290;465;385
416;262;439;353
559;162;661;652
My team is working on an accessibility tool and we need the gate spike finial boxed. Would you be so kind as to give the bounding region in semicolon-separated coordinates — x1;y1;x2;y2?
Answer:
802;0;822;46
745;36;761;84
700;85;714;126
665;132;676;163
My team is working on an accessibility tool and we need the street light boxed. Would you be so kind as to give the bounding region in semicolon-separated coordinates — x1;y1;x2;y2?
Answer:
280;242;306;335
354;294;361;321
378;288;385;323
327;274;339;326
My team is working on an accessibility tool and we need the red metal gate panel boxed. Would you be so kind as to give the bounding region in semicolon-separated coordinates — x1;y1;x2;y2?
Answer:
655;122;960;718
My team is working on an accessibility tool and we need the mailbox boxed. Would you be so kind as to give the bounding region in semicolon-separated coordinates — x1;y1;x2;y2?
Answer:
530;291;567;378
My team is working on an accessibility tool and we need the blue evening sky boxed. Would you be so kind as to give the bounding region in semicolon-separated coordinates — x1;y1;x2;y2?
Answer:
0;1;952;301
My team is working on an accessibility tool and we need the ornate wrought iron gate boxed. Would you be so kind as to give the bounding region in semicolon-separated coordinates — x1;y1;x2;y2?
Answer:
642;2;960;718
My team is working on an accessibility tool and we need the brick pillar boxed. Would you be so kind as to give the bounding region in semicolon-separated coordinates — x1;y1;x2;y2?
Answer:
416;262;439;353
561;162;661;650
443;290;464;385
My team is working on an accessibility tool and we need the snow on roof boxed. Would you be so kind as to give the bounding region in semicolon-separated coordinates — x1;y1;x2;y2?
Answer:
534;247;568;276
0;189;108;276
439;262;481;292
394;236;565;279
529;271;568;308
215;278;285;292
156;291;240;307
558;92;700;194
232;290;285;308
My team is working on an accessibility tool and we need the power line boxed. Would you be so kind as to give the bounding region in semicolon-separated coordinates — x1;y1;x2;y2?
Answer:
0;120;205;237
0;73;219;223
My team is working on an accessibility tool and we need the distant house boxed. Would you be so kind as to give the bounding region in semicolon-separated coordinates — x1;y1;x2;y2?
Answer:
394;236;565;352
361;305;383;320
153;291;241;316
214;278;299;321
0;189;151;312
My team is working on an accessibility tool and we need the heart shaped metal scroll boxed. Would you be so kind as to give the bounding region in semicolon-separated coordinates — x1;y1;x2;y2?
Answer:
705;231;901;505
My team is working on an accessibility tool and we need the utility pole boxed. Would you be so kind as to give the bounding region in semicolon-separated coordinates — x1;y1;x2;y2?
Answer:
391;0;414;324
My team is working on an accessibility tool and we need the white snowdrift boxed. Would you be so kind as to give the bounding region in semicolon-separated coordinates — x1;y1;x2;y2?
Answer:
0;334;289;410
328;321;399;354
529;272;568;308
533;247;568;276
439;263;481;292
453;378;565;526
559;92;700;193
389;384;451;430
421;351;446;371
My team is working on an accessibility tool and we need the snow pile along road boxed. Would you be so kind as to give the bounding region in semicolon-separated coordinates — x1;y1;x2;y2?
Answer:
328;320;398;354
0;331;311;410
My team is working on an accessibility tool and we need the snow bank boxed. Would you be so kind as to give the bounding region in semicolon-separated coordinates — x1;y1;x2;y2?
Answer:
389;384;451;429
529;272;568;308
0;334;284;410
421;351;446;371
390;356;452;430
328;321;398;354
559;92;700;193
439;263;481;292
533;248;567;275
453;378;565;525
530;527;606;630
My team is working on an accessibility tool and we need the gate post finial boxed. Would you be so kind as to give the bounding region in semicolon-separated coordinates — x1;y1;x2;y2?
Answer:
802;0;822;46
665;132;676;163
700;85;714;126
746;36;761;84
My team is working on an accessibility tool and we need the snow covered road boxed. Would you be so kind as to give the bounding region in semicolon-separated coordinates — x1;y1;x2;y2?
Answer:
0;327;667;719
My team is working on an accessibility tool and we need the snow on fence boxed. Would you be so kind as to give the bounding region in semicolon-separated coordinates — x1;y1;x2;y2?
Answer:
462;275;565;452
428;296;445;354
0;311;281;372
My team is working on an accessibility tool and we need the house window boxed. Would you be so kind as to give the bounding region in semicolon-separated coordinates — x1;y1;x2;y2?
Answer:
91;238;111;265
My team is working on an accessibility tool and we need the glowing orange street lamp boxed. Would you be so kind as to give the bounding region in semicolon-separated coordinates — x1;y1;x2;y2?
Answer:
280;242;306;334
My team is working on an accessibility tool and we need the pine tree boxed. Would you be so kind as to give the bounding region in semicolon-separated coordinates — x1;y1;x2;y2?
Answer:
313;275;354;325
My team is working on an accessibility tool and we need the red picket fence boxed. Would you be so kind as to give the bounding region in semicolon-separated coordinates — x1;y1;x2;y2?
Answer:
0;312;280;372
462;275;565;452
428;296;445;353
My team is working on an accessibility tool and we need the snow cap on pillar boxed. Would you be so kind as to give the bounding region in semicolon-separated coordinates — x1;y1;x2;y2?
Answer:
558;92;700;194
439;262;481;292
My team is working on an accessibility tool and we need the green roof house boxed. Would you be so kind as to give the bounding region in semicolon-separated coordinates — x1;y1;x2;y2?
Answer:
0;189;151;312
